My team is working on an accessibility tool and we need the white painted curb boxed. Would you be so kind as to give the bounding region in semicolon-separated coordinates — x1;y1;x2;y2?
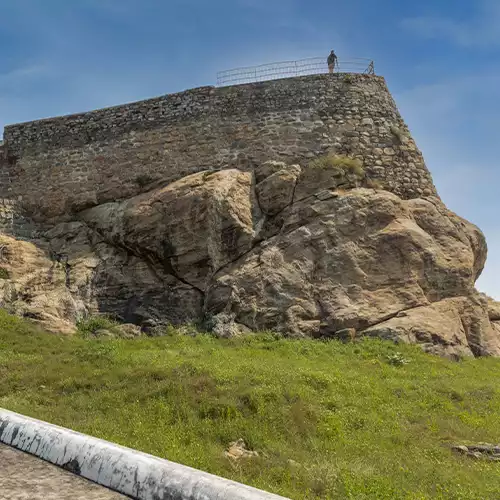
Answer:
0;409;290;500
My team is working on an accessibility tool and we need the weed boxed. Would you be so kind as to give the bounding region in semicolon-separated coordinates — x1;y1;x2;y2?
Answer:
343;74;354;84
0;267;9;279
309;154;364;178
199;401;241;420
76;315;121;338
386;352;411;366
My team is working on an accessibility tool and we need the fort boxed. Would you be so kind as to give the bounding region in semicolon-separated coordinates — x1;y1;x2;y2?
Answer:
0;73;437;233
0;71;499;360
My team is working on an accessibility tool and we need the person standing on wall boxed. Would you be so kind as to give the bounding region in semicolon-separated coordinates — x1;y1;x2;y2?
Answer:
327;50;338;74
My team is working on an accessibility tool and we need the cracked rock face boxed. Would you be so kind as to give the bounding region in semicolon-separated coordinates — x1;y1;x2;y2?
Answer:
1;161;499;358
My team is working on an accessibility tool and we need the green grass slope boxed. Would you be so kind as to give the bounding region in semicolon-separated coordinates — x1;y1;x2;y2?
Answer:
1;310;500;499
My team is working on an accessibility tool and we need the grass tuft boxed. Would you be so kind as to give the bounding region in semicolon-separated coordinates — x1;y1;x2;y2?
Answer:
343;74;354;84
309;154;364;178
76;315;121;338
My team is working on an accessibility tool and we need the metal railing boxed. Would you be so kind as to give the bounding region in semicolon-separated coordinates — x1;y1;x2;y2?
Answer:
217;57;375;87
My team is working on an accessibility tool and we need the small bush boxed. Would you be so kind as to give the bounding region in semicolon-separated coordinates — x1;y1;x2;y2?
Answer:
386;352;411;366
0;267;10;279
199;401;241;421
309;154;364;178
76;315;121;338
343;74;354;84
135;174;155;188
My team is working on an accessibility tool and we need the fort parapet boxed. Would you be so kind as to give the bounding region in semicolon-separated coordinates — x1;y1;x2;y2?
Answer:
0;73;437;221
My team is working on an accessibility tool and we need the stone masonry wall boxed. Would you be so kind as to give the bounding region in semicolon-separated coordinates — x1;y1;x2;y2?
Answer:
0;144;37;238
0;144;14;234
0;74;438;220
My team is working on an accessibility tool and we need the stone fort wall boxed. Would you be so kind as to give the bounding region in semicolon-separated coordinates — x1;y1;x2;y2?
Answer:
0;73;437;220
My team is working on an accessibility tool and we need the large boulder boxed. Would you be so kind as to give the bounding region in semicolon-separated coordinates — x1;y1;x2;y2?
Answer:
1;160;498;357
362;295;500;358
81;169;260;292
205;187;493;356
0;229;93;334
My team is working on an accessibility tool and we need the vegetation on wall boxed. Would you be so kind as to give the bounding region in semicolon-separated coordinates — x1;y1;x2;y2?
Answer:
309;154;364;178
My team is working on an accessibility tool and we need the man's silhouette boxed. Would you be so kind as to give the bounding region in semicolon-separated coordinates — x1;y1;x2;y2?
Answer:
327;50;338;74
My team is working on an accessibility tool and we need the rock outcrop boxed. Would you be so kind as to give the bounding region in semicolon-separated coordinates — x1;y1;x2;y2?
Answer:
0;160;498;358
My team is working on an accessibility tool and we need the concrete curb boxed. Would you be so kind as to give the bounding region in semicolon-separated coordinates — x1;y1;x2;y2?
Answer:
0;409;290;500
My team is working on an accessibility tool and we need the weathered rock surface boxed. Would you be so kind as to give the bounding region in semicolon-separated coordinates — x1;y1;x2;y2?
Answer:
452;443;500;461
224;439;259;461
363;296;499;358
0;232;92;334
81;168;259;292
1;160;499;357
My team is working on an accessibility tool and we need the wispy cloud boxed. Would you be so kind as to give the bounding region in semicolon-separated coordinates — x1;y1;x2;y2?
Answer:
401;0;500;47
0;64;52;84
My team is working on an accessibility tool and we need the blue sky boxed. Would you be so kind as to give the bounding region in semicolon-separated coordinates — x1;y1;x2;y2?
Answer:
1;0;499;298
